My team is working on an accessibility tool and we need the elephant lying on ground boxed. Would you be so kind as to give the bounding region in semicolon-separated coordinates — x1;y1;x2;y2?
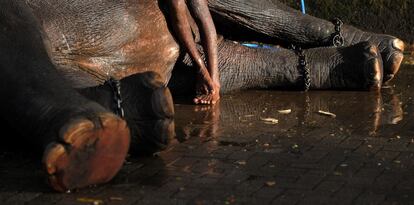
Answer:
0;0;404;192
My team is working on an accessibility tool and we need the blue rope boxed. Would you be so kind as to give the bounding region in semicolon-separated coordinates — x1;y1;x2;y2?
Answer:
300;0;306;14
241;43;280;51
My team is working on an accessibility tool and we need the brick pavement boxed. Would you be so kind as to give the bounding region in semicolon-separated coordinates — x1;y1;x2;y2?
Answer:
1;64;414;205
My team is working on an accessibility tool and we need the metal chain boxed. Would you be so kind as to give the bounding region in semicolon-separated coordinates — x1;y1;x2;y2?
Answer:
291;45;310;91
332;18;345;47
108;78;125;118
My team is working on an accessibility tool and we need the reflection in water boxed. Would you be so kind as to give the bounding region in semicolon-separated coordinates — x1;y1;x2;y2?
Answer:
381;88;404;125
173;88;404;144
174;102;222;143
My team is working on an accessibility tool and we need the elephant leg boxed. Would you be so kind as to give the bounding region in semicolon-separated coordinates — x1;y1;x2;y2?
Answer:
208;0;404;83
79;72;175;155
168;0;220;104
0;2;130;192
170;40;382;93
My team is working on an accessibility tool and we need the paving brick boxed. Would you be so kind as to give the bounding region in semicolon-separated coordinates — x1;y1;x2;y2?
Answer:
271;197;300;205
298;195;335;205
338;138;364;150
3;68;414;204
285;174;324;190
227;150;255;160
232;177;267;196
254;186;284;199
272;168;306;179
4;192;42;204
332;187;363;204
218;169;249;184
354;192;386;205
315;180;345;194
173;187;202;199
25;193;65;205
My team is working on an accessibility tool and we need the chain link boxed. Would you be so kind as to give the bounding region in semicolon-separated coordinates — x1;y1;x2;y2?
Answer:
291;45;310;91
332;18;344;47
108;78;125;118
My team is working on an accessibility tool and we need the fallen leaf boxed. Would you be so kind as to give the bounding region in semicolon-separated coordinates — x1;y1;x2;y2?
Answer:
110;197;123;201
235;160;247;165
265;181;276;187
317;110;337;118
77;198;103;205
278;109;292;114
260;117;279;124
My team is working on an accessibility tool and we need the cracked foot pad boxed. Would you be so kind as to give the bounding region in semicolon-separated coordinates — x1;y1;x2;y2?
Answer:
43;113;130;192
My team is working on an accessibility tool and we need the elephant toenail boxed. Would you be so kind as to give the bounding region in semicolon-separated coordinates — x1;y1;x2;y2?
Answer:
392;39;405;52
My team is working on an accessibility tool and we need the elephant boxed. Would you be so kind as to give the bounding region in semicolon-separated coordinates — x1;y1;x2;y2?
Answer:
0;0;404;192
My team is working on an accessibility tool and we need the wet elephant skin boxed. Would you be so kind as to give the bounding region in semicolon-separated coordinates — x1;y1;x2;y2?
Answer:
27;0;180;88
24;0;403;89
0;0;405;192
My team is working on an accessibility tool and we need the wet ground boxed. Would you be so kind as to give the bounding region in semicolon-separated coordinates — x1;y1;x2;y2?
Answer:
2;59;414;205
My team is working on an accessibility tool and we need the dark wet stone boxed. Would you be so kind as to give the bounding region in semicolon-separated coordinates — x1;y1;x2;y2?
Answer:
2;61;414;204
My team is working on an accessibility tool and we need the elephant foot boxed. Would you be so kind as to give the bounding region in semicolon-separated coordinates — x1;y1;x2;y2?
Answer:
130;86;175;154
121;73;175;155
43;113;130;192
342;26;404;83
377;36;404;83
147;86;176;146
307;41;383;90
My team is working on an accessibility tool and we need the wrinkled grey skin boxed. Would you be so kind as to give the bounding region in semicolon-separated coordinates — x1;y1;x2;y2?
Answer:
207;0;403;82
0;0;401;153
0;0;404;192
170;40;381;95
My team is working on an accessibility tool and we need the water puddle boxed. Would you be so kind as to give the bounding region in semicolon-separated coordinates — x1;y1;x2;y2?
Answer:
171;62;414;152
